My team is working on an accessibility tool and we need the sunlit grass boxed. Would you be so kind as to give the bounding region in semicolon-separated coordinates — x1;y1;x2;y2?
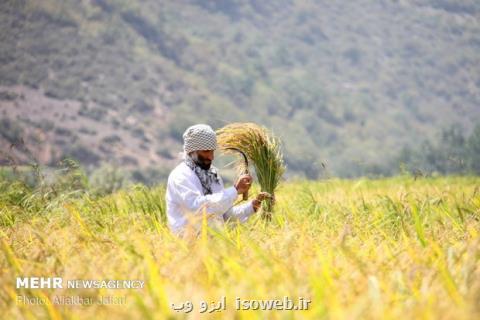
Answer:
1;176;479;319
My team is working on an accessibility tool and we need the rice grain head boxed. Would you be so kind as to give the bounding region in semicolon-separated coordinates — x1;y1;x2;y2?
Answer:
216;122;286;220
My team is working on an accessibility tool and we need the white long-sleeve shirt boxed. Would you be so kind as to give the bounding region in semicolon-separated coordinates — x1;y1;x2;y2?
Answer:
166;161;255;235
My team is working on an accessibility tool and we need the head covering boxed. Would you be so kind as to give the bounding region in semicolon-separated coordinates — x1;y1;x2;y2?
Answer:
183;124;217;154
182;124;220;195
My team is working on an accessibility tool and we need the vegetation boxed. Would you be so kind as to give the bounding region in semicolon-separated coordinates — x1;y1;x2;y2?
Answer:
397;123;480;176
1;0;479;178
1;1;479;318
1;175;479;318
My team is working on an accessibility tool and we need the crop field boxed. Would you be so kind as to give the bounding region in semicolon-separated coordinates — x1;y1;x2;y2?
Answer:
1;176;479;319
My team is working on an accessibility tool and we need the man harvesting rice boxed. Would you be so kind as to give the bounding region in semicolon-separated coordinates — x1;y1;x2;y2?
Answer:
166;124;270;235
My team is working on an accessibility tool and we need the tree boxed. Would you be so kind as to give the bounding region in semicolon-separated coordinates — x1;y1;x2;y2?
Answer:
467;123;480;174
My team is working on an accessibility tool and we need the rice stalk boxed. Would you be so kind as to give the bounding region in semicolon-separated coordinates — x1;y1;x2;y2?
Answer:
216;122;285;221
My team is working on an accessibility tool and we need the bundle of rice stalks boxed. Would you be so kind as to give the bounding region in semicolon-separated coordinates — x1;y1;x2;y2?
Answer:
216;122;285;221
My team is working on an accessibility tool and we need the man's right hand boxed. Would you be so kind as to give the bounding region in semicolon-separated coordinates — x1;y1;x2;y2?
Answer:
234;174;252;195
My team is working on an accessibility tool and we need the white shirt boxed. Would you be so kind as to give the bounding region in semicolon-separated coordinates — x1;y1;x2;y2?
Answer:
166;161;255;235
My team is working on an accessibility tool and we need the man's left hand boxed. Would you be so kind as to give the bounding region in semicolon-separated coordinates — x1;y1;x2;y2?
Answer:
252;192;274;212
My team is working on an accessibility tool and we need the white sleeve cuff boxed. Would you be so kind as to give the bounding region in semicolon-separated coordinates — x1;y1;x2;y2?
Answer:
224;186;238;202
239;200;255;222
246;200;255;216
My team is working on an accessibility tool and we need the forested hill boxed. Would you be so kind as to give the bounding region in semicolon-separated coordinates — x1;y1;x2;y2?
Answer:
1;0;479;180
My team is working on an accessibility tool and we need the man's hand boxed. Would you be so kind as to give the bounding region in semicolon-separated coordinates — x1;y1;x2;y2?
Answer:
234;174;252;195
252;192;274;212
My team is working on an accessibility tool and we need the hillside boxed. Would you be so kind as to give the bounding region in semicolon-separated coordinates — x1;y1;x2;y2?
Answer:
1;0;479;180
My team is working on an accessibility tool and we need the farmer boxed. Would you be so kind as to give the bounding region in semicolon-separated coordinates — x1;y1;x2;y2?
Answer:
166;124;269;236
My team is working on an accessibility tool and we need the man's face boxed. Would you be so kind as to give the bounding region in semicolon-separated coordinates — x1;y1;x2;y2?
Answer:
192;150;214;170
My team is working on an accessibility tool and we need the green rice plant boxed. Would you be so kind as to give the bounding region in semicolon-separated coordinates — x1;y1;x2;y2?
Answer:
216;122;286;220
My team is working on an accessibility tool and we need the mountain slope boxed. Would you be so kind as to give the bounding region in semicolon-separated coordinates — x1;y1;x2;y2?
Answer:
1;0;479;179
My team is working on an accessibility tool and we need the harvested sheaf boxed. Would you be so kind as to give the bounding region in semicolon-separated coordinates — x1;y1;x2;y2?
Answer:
216;122;285;221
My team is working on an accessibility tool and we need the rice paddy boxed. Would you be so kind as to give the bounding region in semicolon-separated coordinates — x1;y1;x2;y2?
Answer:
1;175;479;319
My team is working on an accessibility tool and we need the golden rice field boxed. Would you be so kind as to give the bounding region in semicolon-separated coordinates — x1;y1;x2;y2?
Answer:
1;176;480;319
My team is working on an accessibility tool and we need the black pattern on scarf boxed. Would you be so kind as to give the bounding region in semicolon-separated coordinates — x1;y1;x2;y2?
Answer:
184;155;220;195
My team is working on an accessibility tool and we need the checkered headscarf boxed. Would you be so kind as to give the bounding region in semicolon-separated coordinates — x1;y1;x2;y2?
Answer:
182;124;220;195
183;124;217;154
